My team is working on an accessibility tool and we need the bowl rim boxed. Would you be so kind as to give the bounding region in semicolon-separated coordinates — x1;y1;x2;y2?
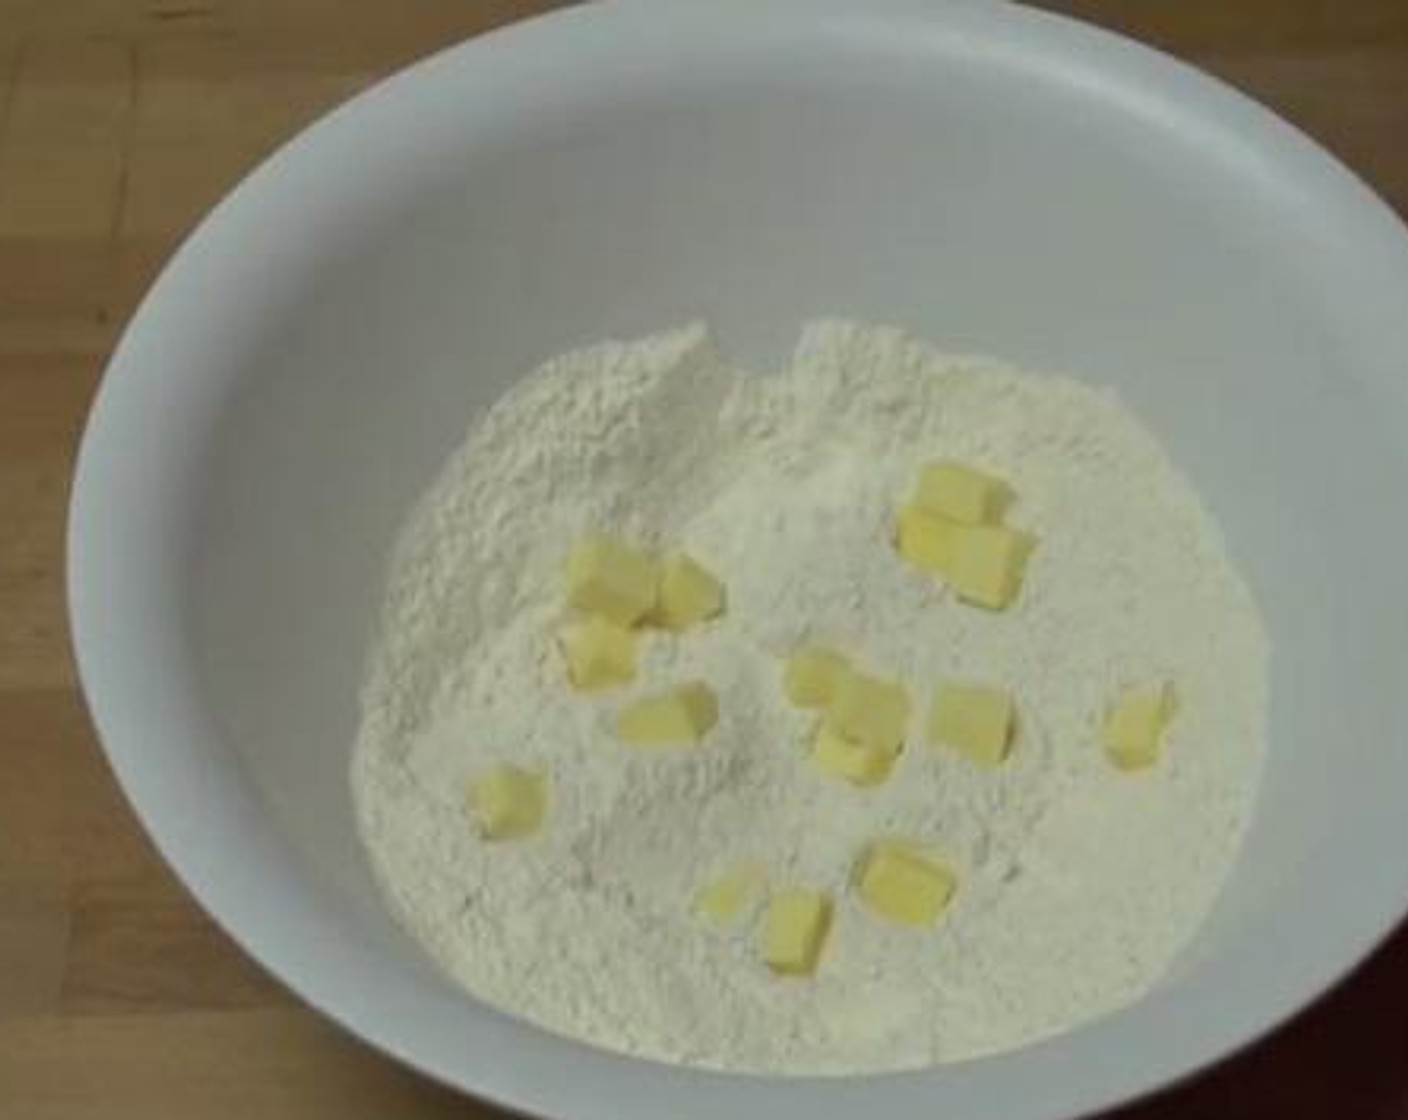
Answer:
68;2;1408;1118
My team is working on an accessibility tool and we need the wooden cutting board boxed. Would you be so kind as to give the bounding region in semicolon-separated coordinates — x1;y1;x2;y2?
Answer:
1;2;1404;1117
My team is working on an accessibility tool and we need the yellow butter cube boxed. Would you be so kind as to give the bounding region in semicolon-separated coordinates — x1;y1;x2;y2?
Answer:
826;671;911;751
914;460;1014;525
693;862;767;924
811;723;898;787
616;682;719;747
649;553;726;632
894;504;959;576
784;646;850;709
946;524;1035;610
928;682;1015;767
558;616;637;691
466;764;547;841
762;889;833;976
1104;682;1178;770
856;840;957;926
565;535;659;626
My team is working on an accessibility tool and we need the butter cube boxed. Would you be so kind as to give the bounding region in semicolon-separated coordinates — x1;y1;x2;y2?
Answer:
616;682;719;747
914;461;1014;525
811;723;898;787
565;535;659;626
694;862;767;924
762;889;833;976
894;504;959;576
466;764;547;841
826;671;911;751
928;682;1015;767
649;553;726;632
559;616;637;691
1104;682;1178;770
856;840;957;926
784;646;850;709
946;524;1035;610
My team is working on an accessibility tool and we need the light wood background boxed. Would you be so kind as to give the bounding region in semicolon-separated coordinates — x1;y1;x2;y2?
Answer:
1;2;1405;1117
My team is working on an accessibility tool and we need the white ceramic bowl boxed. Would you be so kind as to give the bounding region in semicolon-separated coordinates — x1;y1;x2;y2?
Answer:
69;2;1408;1117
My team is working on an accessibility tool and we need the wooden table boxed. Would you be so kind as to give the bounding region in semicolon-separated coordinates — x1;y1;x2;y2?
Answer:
1;2;1404;1116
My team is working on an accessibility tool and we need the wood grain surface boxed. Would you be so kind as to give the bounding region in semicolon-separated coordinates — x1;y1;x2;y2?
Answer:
1;2;1405;1117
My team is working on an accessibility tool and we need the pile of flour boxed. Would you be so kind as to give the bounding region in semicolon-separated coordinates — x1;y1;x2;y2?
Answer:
351;321;1268;1073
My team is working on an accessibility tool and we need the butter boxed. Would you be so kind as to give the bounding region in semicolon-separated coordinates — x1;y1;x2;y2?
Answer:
694;862;767;924
855;839;956;927
811;723;899;787
762;889;833;976
565;535;659;626
558;616;637;691
914;460;1014;525
946;524;1035;610
616;682;719;747
894;504;959;576
826;670;911;751
784;646;850;709
928;682;1015;767
1104;682;1177;770
650;553;726;632
466;764;547;841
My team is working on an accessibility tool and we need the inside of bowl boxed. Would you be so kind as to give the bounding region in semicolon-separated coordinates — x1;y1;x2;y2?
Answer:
185;21;1408;1034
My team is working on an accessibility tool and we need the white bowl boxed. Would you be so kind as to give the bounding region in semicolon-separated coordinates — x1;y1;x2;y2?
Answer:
68;2;1408;1117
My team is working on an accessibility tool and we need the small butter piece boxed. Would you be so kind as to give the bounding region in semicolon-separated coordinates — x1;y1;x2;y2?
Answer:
811;723;898;787
827;671;911;751
466;764;547;841
946;524;1035;610
559;616;637;691
1104;682;1178;770
784;646;850;709
616;682;719;747
762;889;833;976
694;862;767;924
929;682;1015;767
894;504;959;576
914;461;1014;525
565;535;659;626
650;553;726;632
856;839;957;926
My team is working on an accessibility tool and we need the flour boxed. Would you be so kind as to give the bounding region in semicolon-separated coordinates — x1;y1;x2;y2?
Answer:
351;321;1268;1073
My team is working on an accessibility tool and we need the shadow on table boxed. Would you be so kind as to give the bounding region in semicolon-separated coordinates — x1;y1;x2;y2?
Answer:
1110;920;1408;1119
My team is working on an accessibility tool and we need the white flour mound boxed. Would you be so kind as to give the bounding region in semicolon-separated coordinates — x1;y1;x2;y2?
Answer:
351;321;1268;1074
